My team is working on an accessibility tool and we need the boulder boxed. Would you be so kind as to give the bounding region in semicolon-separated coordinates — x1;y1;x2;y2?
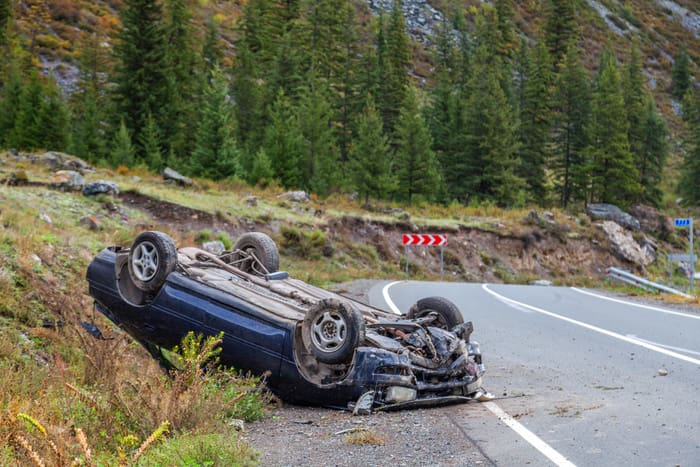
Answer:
50;170;84;191
586;203;640;231
163;167;193;186
599;221;655;266
202;240;226;256
32;151;93;173
277;190;310;203
628;204;673;238
83;181;119;196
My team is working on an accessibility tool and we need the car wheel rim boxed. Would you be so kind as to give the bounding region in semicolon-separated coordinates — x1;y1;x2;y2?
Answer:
311;311;347;352
132;241;159;282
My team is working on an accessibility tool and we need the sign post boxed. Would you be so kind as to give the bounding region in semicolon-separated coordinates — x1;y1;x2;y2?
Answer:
402;234;448;281
672;218;694;294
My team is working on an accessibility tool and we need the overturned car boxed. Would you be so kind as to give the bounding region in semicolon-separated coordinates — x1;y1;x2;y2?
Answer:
86;231;488;412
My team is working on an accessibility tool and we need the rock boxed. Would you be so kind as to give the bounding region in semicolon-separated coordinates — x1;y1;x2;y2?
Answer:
629;204;672;238
228;419;245;431
245;195;258;207
80;215;101;231
586;203;640;231
599;221;655;266
658;368;668;376
163;167;193;186
39;212;52;225
50;170;84;191
530;280;553;286
9;171;29;185
202;240;226;256
83;180;119;196
32;151;93;173
277;191;310;203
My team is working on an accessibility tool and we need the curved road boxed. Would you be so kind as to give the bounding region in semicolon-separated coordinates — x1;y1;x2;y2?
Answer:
369;281;700;466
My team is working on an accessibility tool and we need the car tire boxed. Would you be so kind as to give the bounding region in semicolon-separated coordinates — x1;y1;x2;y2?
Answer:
303;298;365;364
232;232;280;275
128;231;178;293
407;296;464;330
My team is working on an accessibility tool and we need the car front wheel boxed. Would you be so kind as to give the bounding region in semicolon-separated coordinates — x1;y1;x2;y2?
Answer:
303;299;365;364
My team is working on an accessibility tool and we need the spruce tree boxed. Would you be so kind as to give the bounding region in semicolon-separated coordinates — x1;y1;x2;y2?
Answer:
679;90;700;204
9;70;44;150
191;67;240;180
139;113;164;171
112;0;169;162
622;46;647;163
517;40;553;204
0;59;22;146
0;0;11;46
349;95;395;205
297;77;340;196
250;148;275;186
586;47;640;206
39;84;71;152
395;87;440;204
552;44;591;209
111;120;135;167
544;0;577;68
637;96;668;206
263;90;305;188
671;46;691;100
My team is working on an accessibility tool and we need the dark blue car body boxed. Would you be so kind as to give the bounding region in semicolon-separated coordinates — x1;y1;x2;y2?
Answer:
87;243;485;410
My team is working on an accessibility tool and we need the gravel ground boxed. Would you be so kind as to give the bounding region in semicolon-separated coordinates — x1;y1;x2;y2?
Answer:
244;403;493;467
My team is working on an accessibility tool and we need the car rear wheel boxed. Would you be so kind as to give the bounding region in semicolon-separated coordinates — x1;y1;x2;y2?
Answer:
407;296;464;330
303;299;365;364
128;231;178;293
232;232;279;275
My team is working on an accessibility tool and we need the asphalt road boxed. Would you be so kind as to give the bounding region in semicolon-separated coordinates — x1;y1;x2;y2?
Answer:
369;281;700;466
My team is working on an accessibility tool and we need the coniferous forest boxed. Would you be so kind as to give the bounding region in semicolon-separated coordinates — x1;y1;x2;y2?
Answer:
0;0;699;210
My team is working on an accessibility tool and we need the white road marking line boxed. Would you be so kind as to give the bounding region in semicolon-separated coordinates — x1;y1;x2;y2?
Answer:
382;281;574;466
571;287;700;320
381;280;403;314
626;334;700;357
483;284;700;366
483;401;576;467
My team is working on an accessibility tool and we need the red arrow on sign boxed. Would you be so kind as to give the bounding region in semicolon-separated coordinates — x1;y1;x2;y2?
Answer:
402;234;447;246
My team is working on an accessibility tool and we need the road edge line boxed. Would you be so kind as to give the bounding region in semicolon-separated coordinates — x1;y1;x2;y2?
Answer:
483;401;576;467
381;281;403;314
571;287;700;321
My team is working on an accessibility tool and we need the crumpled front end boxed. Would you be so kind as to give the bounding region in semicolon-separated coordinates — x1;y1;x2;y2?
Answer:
343;320;487;413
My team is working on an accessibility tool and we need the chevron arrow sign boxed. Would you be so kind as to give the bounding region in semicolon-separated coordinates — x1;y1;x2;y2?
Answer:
402;234;447;246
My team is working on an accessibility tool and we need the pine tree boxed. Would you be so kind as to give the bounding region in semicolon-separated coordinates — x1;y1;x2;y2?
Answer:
378;1;412;141
395;87;440;204
191;67;240;180
39;84;71;152
544;0;577;68
111;120;135;167
0;0;12;46
671;46;691;100
586;47;639;206
622;46;647;162
679;90;700;204
297;76;340;196
349;95;395;204
0;59;23;146
495;0;516;58
637;96;668;206
231;43;266;151
202;18;223;75
552;44;591;209
9;70;44;150
112;0;169;162
250;148;275;186
263;90;305;188
517;40;553;204
139;113;164;171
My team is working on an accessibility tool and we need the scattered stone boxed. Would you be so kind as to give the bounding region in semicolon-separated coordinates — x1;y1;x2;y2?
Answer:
30;254;42;266
629;204;672;238
530;280;553;286
599;221;655;266
9;171;29;185
50;170;84;191
39;212;52;225
382;208;410;221
163;167;193;186
586;203;641;231
32;151;93;173
658;368;668;376
80;215;101;231
131;176;142;182
83;180;119;196
202;240;226;256
245;195;258;207
228;419;245;431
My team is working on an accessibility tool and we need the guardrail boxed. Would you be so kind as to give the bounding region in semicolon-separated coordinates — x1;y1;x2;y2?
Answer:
606;267;694;299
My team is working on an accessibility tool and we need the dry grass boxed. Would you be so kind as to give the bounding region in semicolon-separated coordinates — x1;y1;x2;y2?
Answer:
343;428;386;446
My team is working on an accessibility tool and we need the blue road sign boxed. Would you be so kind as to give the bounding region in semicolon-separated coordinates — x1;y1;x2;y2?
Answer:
675;218;692;227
